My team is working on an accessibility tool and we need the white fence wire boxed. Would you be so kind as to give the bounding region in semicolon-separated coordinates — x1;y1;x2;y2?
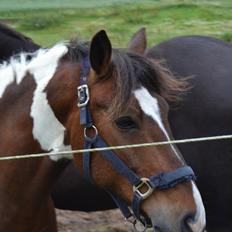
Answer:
0;134;232;161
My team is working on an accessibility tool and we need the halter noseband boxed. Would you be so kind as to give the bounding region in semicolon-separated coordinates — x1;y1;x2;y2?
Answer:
77;57;196;231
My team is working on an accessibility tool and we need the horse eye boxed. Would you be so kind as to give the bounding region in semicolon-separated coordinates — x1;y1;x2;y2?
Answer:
115;116;138;130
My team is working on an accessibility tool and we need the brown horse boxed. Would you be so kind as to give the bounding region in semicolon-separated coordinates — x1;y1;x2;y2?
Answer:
0;29;205;231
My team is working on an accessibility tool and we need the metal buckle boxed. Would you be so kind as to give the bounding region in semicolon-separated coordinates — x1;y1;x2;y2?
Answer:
77;84;89;107
133;178;154;200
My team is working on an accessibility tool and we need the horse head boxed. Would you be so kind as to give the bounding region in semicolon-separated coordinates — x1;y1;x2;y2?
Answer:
46;30;206;231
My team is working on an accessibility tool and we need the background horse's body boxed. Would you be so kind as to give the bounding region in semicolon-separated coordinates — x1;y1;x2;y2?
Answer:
0;23;39;60
146;35;232;232
53;36;232;231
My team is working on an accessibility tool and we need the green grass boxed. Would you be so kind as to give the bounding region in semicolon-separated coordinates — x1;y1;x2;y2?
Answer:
0;0;232;47
0;0;148;10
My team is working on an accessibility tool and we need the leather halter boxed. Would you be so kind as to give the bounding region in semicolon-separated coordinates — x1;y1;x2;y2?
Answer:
77;57;196;231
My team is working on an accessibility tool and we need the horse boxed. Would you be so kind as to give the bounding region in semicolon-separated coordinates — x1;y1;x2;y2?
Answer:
0;25;205;232
52;29;232;232
0;23;39;60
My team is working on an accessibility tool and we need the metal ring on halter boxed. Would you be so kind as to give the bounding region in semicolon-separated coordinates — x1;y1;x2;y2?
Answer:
126;215;147;232
133;178;154;200
84;125;98;142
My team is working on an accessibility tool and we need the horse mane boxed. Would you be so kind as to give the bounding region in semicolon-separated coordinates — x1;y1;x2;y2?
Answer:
149;59;189;102
67;39;187;118
67;39;89;62
109;50;188;117
0;23;34;42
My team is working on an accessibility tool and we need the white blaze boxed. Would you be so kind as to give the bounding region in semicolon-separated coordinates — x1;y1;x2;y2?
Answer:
133;86;182;162
134;86;206;230
188;182;206;232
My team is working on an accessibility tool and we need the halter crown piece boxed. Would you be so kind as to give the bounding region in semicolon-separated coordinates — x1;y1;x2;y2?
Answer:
77;57;196;231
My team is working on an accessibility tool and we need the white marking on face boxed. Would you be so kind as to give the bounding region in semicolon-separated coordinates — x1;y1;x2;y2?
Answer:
133;86;182;162
188;182;206;232
0;43;73;161
134;87;206;230
29;44;73;161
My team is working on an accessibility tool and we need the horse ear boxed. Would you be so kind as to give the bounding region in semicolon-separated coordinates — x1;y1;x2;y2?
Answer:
90;30;112;74
128;27;147;55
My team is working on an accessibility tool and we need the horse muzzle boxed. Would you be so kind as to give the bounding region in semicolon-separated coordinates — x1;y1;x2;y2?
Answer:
149;212;206;232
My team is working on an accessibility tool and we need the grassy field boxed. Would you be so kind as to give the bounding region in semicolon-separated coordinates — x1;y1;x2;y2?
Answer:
0;0;232;47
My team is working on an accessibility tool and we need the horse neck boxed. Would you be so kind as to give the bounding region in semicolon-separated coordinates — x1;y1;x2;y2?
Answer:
45;60;83;165
0;151;64;231
0;46;75;231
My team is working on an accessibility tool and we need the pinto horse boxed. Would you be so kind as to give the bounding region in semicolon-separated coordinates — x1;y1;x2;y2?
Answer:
0;26;205;231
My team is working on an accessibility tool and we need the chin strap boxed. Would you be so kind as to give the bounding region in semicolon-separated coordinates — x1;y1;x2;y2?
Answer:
77;57;196;230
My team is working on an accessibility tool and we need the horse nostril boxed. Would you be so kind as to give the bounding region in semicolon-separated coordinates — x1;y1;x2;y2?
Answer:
182;214;195;232
182;213;207;232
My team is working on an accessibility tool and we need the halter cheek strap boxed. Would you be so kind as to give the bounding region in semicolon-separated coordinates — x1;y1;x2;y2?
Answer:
77;57;196;230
